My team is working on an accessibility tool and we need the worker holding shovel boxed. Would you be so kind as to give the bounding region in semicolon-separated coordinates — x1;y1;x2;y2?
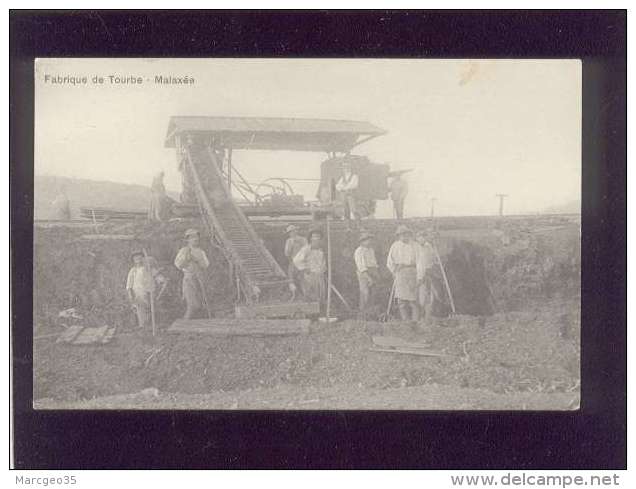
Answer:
386;225;420;323
126;251;166;329
174;228;211;319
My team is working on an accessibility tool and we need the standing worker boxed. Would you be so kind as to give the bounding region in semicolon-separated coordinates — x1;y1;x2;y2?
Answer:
174;229;210;319
148;171;168;222
126;251;166;328
284;224;307;296
335;160;359;220
386;225;420;322
293;229;326;305
390;173;409;220
178;135;198;204
354;231;380;319
52;190;71;220
415;229;437;327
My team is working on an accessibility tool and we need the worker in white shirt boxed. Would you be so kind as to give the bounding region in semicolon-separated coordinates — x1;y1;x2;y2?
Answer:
335;160;359;220
174;228;211;319
390;173;409;220
354;231;380;318
126;251;166;328
386;224;420;322
415;229;437;326
293;228;326;304
284;224;308;295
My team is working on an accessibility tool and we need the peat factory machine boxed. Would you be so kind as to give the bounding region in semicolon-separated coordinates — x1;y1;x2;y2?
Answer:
164;116;392;319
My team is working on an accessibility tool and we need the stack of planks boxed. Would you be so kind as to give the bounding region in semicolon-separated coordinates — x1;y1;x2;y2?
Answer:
167;318;311;337
57;325;117;345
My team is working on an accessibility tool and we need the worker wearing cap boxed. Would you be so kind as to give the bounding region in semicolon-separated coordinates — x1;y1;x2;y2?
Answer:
416;229;437;326
390;173;409;220
284;225;307;294
335;160;359;220
174;229;210;319
126;251;165;328
293;229;326;304
386;224;420;322
354;231;380;318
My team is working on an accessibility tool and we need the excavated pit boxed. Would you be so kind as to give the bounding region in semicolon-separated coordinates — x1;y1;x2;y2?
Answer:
33;216;580;406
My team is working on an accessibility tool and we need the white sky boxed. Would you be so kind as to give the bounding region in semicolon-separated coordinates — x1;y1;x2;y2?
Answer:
34;58;581;217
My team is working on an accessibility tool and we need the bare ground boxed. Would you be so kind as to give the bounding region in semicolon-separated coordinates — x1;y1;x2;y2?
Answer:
32;218;580;410
33;301;580;410
34;383;579;410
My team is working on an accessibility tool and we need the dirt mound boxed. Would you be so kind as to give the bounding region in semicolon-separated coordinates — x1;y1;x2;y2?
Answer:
33;219;235;338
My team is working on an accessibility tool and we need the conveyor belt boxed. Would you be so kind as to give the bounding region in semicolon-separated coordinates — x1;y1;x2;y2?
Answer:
185;145;290;303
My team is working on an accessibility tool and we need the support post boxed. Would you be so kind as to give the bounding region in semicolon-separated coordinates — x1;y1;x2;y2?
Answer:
227;148;233;193
496;194;508;216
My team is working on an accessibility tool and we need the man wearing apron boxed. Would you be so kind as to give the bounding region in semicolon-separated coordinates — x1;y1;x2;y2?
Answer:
174;228;210;319
386;225;420;322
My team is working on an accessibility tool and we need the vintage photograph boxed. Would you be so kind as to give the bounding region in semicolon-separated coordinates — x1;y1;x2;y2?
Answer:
32;58;581;410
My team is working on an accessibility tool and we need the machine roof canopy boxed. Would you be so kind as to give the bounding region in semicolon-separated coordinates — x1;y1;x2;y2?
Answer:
164;116;386;152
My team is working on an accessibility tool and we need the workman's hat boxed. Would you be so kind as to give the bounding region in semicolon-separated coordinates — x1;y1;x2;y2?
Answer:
395;224;413;236
285;224;299;234
184;228;200;238
130;250;144;261
307;228;323;240
358;232;374;243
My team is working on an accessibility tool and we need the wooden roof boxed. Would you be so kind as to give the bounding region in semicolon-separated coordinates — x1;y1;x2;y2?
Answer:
165;116;386;152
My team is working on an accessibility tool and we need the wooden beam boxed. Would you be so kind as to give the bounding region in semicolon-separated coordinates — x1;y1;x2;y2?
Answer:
168;318;311;336
369;347;452;358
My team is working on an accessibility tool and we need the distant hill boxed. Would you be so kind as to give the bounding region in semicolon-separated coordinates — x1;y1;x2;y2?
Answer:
541;199;581;215
34;175;179;220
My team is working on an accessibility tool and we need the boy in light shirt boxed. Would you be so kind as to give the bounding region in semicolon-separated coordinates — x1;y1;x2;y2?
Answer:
354;231;380;319
126;251;166;328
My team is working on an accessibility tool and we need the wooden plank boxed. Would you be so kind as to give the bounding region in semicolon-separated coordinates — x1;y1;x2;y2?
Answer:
57;325;85;343
167;318;310;336
369;347;452;358
235;301;319;319
168;324;310;334
72;325;111;344
80;234;135;240
170;318;310;328
372;335;431;350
